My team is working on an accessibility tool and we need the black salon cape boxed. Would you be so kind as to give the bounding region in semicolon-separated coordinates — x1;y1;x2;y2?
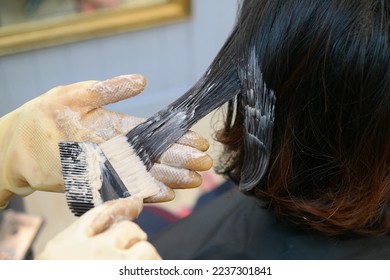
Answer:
150;189;390;260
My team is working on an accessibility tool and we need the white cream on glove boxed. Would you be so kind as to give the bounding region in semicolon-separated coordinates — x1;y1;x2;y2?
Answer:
0;74;212;208
37;197;161;259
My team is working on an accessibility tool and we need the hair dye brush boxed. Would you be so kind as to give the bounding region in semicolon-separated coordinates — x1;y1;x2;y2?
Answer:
59;37;242;216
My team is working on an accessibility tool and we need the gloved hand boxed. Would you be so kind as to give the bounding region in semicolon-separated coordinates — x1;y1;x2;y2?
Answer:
0;74;212;208
37;196;161;259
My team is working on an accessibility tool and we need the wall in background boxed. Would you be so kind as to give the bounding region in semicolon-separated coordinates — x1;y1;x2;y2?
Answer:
0;0;238;118
0;0;239;256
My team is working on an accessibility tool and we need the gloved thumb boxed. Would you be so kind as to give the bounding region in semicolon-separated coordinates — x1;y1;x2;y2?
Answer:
86;196;144;236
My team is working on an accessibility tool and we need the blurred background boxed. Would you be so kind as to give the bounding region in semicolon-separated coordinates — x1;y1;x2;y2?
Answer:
0;0;239;255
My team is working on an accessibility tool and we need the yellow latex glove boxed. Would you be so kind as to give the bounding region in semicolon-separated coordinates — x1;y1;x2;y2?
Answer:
37;197;161;259
0;74;212;208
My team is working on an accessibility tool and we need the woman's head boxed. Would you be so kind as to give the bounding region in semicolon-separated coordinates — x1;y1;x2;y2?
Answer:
210;0;390;236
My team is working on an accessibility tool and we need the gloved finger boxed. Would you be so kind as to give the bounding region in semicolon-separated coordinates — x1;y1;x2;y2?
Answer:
58;74;147;110
143;182;175;203
87;74;147;108
176;130;210;152
85;111;210;152
83;110;209;149
100;220;147;250
87;197;143;236
75;106;209;152
122;241;162;260
76;108;144;142
158;143;213;171
150;163;203;189
81;108;209;151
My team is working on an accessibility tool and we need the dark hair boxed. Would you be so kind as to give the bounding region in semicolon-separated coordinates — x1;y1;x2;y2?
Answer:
208;0;390;236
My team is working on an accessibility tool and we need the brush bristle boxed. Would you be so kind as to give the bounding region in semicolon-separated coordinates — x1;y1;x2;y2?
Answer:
99;135;161;199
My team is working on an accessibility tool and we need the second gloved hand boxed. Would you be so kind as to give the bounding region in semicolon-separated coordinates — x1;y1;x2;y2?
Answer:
37;197;161;259
0;74;212;208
